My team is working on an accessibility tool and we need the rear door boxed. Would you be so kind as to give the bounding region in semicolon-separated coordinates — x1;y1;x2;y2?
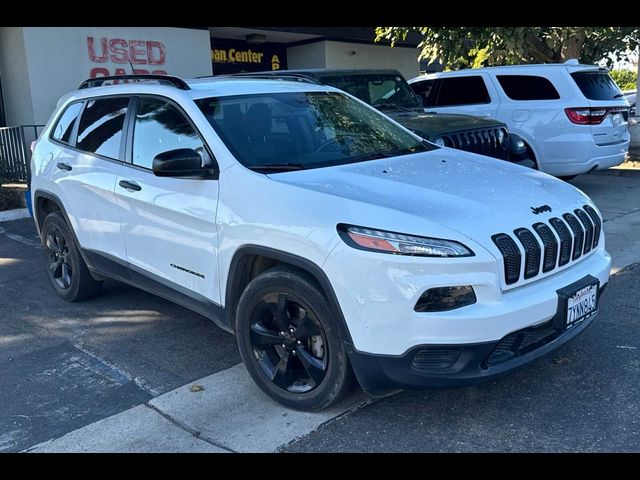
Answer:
50;96;130;262
570;68;629;146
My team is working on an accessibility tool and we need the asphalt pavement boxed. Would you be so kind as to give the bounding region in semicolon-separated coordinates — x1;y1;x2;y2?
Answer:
1;170;639;452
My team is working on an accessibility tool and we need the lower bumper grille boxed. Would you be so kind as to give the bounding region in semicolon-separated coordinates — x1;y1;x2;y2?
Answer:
482;321;560;368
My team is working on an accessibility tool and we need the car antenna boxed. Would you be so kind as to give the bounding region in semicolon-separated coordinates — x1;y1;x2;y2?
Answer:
128;59;138;83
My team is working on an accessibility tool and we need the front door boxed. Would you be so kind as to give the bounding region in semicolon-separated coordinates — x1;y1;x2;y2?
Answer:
114;96;220;304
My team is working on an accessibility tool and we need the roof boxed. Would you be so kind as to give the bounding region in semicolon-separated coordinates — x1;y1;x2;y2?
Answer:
60;76;336;106
409;62;604;82
234;68;404;80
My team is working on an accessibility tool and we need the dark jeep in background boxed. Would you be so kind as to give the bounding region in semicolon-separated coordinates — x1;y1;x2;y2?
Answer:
233;69;532;166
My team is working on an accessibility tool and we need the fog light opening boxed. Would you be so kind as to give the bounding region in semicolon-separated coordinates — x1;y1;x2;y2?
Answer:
414;286;476;312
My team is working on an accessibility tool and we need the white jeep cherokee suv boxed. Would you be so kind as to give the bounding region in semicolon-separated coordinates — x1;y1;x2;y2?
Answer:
31;74;611;411
408;61;630;179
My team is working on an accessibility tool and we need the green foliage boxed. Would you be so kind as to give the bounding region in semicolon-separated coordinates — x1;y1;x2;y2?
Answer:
610;69;638;91
375;27;640;70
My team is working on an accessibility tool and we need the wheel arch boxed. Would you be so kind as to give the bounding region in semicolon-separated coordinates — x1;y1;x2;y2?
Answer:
224;245;353;345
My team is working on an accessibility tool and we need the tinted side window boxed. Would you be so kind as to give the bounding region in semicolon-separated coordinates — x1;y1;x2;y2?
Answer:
497;75;560;100
571;71;622;100
132;97;205;170
411;79;437;107
76;97;129;159
435;76;490;106
51;102;82;145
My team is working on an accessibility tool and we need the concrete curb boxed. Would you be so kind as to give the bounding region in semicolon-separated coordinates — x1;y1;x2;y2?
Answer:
0;208;30;222
591;168;640;177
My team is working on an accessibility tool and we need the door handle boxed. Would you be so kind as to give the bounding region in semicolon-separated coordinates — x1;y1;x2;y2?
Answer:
119;180;142;192
56;162;72;171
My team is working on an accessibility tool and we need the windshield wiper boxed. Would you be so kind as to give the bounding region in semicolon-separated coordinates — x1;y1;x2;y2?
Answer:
248;163;306;172
346;147;424;164
375;101;421;113
613;93;626;99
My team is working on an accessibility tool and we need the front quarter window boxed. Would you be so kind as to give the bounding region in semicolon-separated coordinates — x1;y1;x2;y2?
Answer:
196;91;434;172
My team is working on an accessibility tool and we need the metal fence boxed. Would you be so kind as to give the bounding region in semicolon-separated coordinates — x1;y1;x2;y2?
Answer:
0;125;44;184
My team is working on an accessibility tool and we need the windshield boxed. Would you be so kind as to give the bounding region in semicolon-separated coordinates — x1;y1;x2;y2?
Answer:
318;74;422;110
195;91;433;172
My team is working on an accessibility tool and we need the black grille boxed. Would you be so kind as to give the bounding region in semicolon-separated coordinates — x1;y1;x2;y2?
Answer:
563;213;584;260
549;217;573;266
493;208;598;285
441;127;509;160
492;234;521;285
533;223;558;273
574;209;594;254
483;321;560;368
514;228;541;279
583;205;602;249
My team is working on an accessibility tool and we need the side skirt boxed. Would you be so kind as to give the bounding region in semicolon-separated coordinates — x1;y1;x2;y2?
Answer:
82;249;230;333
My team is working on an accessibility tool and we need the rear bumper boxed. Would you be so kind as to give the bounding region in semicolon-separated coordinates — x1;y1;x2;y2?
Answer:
544;149;628;176
540;135;629;176
347;286;604;393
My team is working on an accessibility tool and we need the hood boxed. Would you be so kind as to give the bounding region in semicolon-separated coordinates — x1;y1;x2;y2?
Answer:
268;148;593;243
386;111;507;139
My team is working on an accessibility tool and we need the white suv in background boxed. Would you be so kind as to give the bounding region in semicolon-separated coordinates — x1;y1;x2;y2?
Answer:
31;74;611;411
409;61;630;179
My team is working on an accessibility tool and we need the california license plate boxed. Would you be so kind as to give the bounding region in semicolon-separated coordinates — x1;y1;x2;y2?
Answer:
554;275;599;330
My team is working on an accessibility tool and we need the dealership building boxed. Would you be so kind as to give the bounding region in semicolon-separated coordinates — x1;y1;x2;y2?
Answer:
0;27;427;128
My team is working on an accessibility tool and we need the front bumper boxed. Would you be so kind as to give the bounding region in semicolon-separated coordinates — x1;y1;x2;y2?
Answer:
348;285;605;393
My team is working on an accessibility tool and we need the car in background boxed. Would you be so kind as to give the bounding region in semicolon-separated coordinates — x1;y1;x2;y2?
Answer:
233;69;532;167
623;90;636;117
409;60;630;180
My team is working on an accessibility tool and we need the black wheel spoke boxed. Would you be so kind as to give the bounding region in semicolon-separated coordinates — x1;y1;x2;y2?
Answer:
268;294;289;331
61;263;72;288
58;233;67;253
295;346;326;385
50;258;62;276
294;313;321;339
271;352;293;389
46;233;59;253
250;323;284;347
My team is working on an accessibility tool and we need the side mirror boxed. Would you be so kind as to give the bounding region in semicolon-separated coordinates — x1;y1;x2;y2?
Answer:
152;148;215;178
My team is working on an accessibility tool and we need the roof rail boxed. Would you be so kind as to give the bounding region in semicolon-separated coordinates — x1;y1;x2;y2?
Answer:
223;73;322;85
78;74;190;90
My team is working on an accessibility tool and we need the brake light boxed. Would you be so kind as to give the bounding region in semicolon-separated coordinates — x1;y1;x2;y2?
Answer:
565;107;609;125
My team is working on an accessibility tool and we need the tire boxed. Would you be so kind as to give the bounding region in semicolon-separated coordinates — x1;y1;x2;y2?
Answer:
41;212;103;302
236;266;353;411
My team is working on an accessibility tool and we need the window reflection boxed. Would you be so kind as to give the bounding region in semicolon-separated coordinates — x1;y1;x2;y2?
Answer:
132;98;204;169
76;97;129;159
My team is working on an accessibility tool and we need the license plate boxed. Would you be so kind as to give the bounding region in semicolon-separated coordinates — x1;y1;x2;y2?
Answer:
611;112;623;127
554;275;599;330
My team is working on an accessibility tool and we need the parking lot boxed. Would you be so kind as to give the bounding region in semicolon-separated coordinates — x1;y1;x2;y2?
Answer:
1;170;640;453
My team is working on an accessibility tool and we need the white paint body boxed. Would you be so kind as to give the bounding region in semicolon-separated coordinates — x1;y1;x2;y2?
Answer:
31;78;611;357
408;63;630;177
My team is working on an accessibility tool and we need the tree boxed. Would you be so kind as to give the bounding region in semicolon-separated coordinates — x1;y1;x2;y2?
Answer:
375;27;640;70
610;69;638;90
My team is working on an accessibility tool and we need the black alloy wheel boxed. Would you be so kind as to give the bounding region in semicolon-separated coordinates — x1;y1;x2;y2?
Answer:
40;212;102;302
45;226;73;290
250;292;327;393
236;266;354;411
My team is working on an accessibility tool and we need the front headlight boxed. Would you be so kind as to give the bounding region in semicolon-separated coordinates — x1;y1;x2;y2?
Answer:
337;225;474;257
